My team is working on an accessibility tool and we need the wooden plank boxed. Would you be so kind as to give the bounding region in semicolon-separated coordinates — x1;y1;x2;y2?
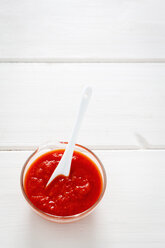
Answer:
0;150;165;247
0;0;165;60
0;63;165;149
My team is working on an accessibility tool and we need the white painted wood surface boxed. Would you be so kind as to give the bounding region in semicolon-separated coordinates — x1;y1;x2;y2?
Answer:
0;150;165;248
0;0;165;247
0;63;165;149
0;0;165;60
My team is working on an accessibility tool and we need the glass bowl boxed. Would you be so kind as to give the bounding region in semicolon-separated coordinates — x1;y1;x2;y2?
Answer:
20;141;107;223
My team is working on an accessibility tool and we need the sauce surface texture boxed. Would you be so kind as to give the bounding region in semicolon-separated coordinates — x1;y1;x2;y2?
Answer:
24;150;102;216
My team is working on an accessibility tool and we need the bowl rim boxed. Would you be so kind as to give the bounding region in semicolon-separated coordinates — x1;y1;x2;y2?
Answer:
20;142;107;221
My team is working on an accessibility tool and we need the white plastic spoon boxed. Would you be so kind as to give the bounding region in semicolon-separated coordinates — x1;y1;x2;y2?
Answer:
46;86;92;187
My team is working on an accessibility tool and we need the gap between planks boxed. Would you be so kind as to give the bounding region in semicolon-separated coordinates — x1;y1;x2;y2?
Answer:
1;146;165;152
0;58;165;63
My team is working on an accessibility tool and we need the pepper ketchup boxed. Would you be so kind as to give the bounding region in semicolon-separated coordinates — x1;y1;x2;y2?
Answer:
24;149;103;216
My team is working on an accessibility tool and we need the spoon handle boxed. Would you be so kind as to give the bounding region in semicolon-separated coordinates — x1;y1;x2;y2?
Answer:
67;86;92;153
46;86;92;186
63;86;92;175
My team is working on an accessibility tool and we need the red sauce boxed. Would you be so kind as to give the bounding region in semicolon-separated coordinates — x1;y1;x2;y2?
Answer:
24;149;103;216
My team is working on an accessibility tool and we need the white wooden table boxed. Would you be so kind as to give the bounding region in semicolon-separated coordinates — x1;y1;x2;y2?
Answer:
0;1;165;248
